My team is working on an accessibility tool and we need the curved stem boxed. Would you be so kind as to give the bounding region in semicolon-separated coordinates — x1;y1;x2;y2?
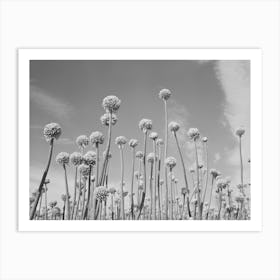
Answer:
99;112;112;185
30;139;54;220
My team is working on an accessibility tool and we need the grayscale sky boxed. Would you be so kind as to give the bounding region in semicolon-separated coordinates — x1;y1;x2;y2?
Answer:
30;60;250;208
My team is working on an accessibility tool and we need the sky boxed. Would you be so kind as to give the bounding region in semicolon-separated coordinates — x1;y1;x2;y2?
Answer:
30;60;250;209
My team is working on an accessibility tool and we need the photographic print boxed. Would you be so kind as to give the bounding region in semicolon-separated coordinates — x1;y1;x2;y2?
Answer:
18;49;262;231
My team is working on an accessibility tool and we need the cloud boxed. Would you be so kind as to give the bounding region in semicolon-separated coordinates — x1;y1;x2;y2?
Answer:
214;60;250;136
214;60;250;185
30;85;73;121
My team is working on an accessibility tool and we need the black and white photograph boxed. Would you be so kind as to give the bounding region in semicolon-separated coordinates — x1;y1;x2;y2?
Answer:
17;49;261;231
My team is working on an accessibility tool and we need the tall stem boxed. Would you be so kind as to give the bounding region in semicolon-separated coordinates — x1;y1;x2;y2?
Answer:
99;112;112;185
157;146;162;220
44;185;48;220
169;168;173;220
149;161;154;220
206;176;214;219
71;166;78;219
164;100;169;219
201;142;209;214
120;147;125;220
30;139;54;220
239;136;244;187
153;141;157;220
130;148;135;219
63;164;71;220
137;132;147;219
174;132;191;218
194;140;201;219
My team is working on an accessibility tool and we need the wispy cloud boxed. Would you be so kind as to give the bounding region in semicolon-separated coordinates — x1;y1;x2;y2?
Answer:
214;60;250;184
30;85;74;121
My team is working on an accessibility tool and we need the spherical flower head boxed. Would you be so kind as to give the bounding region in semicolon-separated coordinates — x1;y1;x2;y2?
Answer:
165;156;177;169
169;122;180;133
187;128;200;141
94;186;109;202
174;178;179;184
202;136;208;143
136;151;144;159
76;135;89;149
139;119;152;133
149;132;158;141
56;152;70;165
102;95;121;113
147;152;155;163
158;88;171;101
156;138;164;146
90;131;104;145
236;127;245;137
43;123;62;142
78;163;91;177
100;113;118;126
115;136;127;146
210;169;221;178
129;139;138;148
216;178;227;189
70;152;83;166
83;151;96;165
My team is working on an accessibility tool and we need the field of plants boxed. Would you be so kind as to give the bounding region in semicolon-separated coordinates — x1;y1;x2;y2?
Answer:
29;90;250;220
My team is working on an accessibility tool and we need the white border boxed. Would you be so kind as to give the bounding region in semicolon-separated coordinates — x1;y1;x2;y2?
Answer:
18;49;262;232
